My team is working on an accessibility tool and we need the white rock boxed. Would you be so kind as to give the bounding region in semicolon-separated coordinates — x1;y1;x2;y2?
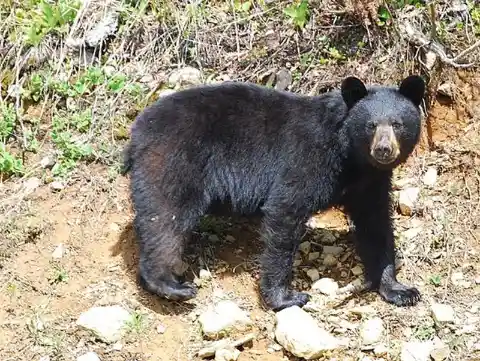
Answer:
306;269;320;282
76;305;131;343
351;265;363;276
40;155;56;169
398;187;420;216
168;66;202;87
77;352;101;361
422;167;438;186
85;12;119;47
323;254;337;267
401;341;434;361
403;227;422;240
425;51;437;70
430;344;450;361
215;347;240;361
23;177;42;193
299;241;311;255
39;357;50;361
199;269;212;280
311;278;339;295
431;303;455;324
323;246;343;256
308;252;320;261
275;306;341;359
374;343;389;356
360;317;384;345
52;244;66;259
50;181;65;192
199;300;252;339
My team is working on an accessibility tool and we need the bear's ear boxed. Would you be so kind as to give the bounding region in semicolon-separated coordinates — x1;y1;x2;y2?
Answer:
341;76;368;109
398;75;425;107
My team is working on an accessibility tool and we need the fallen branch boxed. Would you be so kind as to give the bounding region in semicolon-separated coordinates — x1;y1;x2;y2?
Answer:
398;20;477;68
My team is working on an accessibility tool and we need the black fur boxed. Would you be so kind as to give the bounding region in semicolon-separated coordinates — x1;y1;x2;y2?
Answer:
123;75;425;311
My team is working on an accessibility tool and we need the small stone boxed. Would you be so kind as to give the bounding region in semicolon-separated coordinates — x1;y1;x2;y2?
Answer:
52;244;66;259
321;232;337;244
394;177;415;189
430;344;450;361
40;155;56;169
275;306;341;359
360;317;384;345
308;252;320;261
274;68;292;91
199;269;213;281
431;303;455;324
374;343;388;356
198;300;252;339
323;254;337;267
168;66;202;87
306;269;320;282
77;352;101;361
437;82;454;98
225;235;236;242
349;305;377;316
475;275;480;284
311;278;339;295
401;341;434;361
50;181;64;192
398;187;420;216
351;265;363;276
111;341;123;351
215;347;240;361
403;227;422;240
24;177;42;193
85;12;119;47
39;357;50;361
156;323;166;334
76;305;131;344
422;167;437;186
293;259;302;267
323;246;343;256
450;271;464;285
299;241;311;255
425;51;437;70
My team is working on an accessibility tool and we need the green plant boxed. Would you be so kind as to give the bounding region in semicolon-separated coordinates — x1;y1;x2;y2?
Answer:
48;264;68;284
108;73;127;93
0;144;24;177
0;102;16;142
377;5;392;26
125;311;147;334
283;0;310;29
51;130;93;177
429;274;442;286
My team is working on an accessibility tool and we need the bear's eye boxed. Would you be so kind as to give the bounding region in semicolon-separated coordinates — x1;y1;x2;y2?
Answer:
366;122;376;130
392;120;403;129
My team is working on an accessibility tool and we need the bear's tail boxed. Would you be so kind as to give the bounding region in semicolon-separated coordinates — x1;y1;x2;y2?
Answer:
120;142;133;175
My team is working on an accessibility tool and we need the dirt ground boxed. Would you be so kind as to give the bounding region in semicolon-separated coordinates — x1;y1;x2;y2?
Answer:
1;72;480;361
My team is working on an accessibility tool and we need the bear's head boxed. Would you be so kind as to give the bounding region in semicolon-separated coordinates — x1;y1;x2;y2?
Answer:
341;75;425;170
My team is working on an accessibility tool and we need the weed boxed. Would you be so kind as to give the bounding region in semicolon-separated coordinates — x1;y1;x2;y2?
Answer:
48;264;69;285
413;323;436;341
125;311;148;335
0;102;16;142
0;144;24;177
429;274;442;286
283;0;310;29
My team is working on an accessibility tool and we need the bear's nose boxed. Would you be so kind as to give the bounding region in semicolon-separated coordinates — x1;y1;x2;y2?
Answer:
374;144;392;159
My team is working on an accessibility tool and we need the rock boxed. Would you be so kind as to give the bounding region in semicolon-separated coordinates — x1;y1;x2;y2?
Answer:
215;347;240;361
275;306;341;359
39;357;50;361
50;181;65;192
40;155;56;169
360;317;384;345
311;278;339;295
401;341;434;361
77;352;101;361
198;333;255;358
323;245;343;256
403;227;422;240
199;300;252;339
299;241;311;255
398;187;420;216
431;303;455;324
306;269;320;282
374;343;388;356
199;269;212;281
24;177;42;193
156;323;166;334
76;305;131;343
349;305;377;316
168;66;202;87
323;254;337;267
351;265;363;276
52;244;66;259
437;82;454;98
308;251;320;261
422;167;438;186
85;12;119;47
430;344;450;361
274;68;292;90
424;51;437;70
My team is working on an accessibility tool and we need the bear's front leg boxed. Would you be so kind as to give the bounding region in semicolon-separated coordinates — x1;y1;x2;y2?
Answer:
344;175;421;307
258;208;311;311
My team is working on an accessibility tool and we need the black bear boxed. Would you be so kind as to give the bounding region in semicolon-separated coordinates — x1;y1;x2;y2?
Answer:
122;74;425;311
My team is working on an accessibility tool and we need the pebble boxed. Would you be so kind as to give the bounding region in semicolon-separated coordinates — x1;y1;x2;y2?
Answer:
215;347;240;361
430;344;450;361
51;244;66;259
311;278;339;295
50;181;65;192
360;317;384;346
199;269;213;281
308;252;320;261
323;245;343;256
351;265;363;276
422;167;438;186
198;300;252;340
274;68;292;91
76;305;131;344
156;323;166;334
85;12;119;47
299;241;311;255
40;155;56;169
398;187;420;216
168;66;203;87
323;254;337;267
77;352;101;361
401;341;434;361
23;177;42;193
306;269;320;282
275;306;341;359
374;343;389;356
431;303;455;324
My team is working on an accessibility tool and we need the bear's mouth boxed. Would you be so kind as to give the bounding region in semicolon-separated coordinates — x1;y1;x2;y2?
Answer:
370;124;400;165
